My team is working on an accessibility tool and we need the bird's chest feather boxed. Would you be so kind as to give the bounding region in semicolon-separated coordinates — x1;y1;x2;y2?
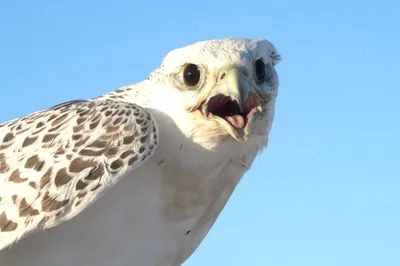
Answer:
68;142;253;266
131;138;257;265
0;138;258;266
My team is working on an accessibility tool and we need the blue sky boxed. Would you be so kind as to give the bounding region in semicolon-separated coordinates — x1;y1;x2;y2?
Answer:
0;0;399;265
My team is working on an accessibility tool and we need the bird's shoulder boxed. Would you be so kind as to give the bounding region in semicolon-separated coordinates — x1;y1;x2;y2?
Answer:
0;98;159;250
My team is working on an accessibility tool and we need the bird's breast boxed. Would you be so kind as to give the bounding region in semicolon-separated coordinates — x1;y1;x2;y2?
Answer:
0;139;252;266
130;150;247;265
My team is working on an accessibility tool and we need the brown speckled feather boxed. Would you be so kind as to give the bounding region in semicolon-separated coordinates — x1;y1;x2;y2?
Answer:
0;99;159;249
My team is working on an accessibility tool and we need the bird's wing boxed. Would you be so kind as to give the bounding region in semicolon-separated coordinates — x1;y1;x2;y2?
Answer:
0;99;159;250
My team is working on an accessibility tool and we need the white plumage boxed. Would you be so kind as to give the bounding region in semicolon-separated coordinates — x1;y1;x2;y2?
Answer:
0;38;280;266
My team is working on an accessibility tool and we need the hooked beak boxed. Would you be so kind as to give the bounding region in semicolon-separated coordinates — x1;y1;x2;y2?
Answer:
202;67;264;142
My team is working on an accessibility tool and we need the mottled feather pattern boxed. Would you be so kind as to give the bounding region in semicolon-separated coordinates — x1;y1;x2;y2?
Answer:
0;99;158;249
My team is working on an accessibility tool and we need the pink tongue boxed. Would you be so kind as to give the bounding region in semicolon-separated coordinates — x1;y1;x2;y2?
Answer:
225;115;245;129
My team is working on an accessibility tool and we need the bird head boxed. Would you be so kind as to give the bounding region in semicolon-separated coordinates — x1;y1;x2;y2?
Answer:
149;38;280;145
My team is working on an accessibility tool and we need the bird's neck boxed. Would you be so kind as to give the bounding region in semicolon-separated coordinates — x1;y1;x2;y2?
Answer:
94;81;265;172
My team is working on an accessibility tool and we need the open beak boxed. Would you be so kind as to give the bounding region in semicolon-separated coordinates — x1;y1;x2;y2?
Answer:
202;67;264;142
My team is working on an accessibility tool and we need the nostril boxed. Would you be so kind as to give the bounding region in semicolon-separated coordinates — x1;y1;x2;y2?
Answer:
220;72;226;80
242;70;248;77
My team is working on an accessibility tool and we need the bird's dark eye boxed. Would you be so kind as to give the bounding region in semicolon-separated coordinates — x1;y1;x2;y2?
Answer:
183;64;200;86
255;59;266;82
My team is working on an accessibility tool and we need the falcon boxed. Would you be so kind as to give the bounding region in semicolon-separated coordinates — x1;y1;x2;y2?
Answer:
0;38;280;266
